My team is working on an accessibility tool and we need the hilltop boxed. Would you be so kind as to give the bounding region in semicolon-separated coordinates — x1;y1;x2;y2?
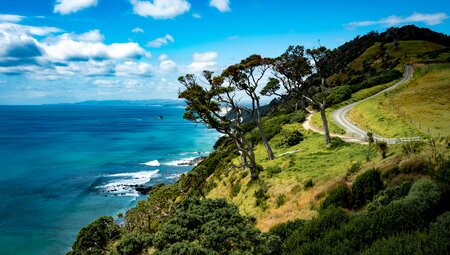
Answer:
68;25;450;255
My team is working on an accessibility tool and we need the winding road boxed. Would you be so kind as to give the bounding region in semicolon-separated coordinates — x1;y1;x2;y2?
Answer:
303;65;421;144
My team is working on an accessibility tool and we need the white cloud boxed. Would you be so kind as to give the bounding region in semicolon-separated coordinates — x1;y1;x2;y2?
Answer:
0;14;25;23
346;12;449;29
158;54;168;61
185;51;218;73
227;35;239;40
130;0;190;19
192;51;218;62
54;0;98;15
147;34;174;48
115;61;154;76
0;23;62;36
51;29;104;42
159;59;177;72
192;13;202;19
132;27;145;33
209;0;231;12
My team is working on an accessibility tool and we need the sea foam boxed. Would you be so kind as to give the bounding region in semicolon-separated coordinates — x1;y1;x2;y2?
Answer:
141;160;160;166
99;170;159;196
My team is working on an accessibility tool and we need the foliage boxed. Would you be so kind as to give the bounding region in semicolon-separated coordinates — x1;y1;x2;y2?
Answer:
377;141;388;158
320;185;353;210
275;194;286;208
401;142;424;157
303;179;314;189
115;233;152;255
266;165;282;178
281;130;304;147
152;198;278;254
326;85;352;105
254;181;270;210
69;216;120;255
289;111;306;124
352;169;384;207
367;181;412;211
230;181;241;197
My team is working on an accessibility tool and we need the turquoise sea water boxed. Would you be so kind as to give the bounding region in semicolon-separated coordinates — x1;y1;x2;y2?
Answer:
0;105;218;254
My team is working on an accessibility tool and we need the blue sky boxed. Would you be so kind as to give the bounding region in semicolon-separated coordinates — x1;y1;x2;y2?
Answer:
0;0;448;104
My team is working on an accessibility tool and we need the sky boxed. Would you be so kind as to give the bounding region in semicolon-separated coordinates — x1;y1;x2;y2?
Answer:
0;0;449;104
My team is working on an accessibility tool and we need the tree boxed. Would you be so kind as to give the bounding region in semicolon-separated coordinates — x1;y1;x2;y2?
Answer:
222;55;276;160
267;45;312;112
69;216;121;255
304;46;334;146
178;72;259;180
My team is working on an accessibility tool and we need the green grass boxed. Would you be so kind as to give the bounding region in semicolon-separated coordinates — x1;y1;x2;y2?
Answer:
207;122;371;230
311;110;345;134
348;63;450;138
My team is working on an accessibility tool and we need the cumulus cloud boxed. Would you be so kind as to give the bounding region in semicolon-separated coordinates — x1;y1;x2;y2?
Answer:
159;59;177;72
130;0;190;19
158;54;168;61
209;0;231;12
54;0;98;15
186;51;218;73
147;34;174;48
132;27;145;33
0;14;25;23
50;29;104;43
115;61;154;76
346;12;449;30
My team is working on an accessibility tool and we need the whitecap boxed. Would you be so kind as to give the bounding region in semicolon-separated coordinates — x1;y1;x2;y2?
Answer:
163;157;197;166
98;170;159;196
141;160;160;166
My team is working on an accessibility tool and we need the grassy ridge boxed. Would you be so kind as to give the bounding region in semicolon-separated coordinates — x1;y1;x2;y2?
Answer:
348;63;450;138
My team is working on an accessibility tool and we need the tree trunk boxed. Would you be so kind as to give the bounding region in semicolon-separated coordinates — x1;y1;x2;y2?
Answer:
319;104;331;145
256;120;275;160
255;96;275;160
242;139;258;180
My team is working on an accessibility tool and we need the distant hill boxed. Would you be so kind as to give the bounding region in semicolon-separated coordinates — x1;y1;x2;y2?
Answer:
49;99;186;107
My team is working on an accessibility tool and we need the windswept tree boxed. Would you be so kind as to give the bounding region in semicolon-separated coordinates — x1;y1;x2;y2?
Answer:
222;55;275;160
304;46;334;146
178;72;259;180
264;45;312;111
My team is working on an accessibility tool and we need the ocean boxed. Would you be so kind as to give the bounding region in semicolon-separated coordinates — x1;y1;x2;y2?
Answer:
0;104;218;254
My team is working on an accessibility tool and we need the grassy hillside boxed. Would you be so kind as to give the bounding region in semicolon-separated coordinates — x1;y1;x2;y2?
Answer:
348;63;450;138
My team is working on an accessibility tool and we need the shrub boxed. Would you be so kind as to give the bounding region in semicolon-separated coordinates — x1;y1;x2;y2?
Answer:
289;111;306;124
326;85;352;105
367;181;412;211
304;179;314;189
230;181;241;197
70;216;121;255
275;194;286;208
116;233;152;255
281;130;304;147
398;156;427;174
254;182;269;210
377;141;388;158
268;218;306;241
401;141;423;157
266;165;282;178
352;169;384;207
320;185;353;210
435;157;450;184
347;161;362;175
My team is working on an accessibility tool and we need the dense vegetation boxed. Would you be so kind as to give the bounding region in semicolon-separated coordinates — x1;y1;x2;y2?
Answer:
68;25;450;255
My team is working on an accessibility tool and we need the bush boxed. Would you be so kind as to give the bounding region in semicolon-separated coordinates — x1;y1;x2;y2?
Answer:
367;181;412;211
289;112;306;124
435;158;450;184
70;216;121;255
352;169;384;207
254;182;269;210
116;233;152;255
398;156;427;174
269;218;306;241
401;141;423;157
275;194;286;208
377;141;388;158
326;85;352;105
266;165;282;178
304;179;314;189
320;185;353;210
152;198;279;254
347;161;362;175
230;181;241;197
281;130;304;147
